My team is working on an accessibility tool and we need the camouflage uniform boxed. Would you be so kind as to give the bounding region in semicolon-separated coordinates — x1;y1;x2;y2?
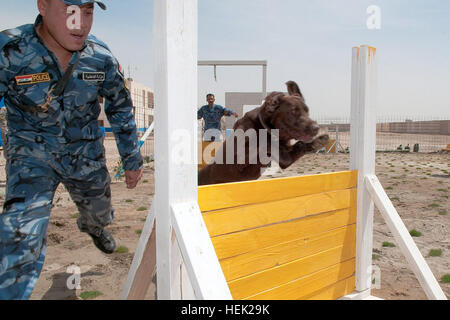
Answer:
0;15;143;299
197;104;235;141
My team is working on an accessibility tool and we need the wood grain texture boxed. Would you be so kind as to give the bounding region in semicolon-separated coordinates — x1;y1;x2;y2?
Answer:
243;258;356;300
220;224;356;281
197;170;359;300
301;276;356;300
228;243;356;300
211;207;356;260
204;189;356;237
199;171;357;212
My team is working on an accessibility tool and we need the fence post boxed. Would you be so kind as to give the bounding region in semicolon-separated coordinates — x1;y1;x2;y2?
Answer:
350;45;378;294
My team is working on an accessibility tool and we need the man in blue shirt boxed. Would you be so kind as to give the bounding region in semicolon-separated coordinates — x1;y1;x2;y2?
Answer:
197;93;238;141
0;0;143;299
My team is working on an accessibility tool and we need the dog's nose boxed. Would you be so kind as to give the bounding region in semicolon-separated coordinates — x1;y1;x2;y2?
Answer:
311;124;320;132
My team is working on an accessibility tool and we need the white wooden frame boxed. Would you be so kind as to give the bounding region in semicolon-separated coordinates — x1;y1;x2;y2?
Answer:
198;60;268;97
344;45;447;300
121;1;447;300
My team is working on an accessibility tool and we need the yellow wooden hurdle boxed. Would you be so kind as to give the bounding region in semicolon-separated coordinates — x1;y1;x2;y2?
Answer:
199;171;357;300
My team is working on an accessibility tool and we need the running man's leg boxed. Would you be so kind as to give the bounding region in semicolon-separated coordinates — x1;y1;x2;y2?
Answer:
0;157;59;300
63;158;115;252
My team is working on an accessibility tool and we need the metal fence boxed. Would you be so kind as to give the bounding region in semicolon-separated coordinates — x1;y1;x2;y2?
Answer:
106;113;449;164
317;116;450;153
133;106;154;161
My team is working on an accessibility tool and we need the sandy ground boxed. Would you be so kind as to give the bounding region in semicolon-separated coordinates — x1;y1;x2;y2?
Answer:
0;137;448;300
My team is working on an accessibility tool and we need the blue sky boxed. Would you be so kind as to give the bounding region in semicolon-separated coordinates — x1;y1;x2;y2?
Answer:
1;0;449;118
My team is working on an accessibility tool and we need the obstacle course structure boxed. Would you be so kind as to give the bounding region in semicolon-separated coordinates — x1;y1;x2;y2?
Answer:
121;0;447;300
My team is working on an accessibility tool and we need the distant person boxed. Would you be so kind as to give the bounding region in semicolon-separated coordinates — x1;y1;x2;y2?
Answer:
197;93;238;141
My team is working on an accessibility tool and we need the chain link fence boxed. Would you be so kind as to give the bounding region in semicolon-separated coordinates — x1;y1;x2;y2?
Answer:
317;116;450;153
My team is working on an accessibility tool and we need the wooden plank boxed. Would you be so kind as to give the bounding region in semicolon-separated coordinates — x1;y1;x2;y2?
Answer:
170;229;182;299
212;207;357;260
199;171;358;212
243;258;355;300
365;174;447;300
124;223;156;299
121;205;156;300
181;262;196;299
339;289;371;300
228;244;356;300
204;189;356;237
220;224;356;281
171;202;232;299
301;276;355;300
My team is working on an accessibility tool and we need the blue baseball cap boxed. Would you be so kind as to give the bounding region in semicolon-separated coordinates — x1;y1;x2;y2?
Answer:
62;0;107;10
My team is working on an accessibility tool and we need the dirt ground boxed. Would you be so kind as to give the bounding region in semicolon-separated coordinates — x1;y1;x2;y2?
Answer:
0;137;448;300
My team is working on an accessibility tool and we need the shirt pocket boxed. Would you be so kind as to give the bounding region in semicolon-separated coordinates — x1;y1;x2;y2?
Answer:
71;75;101;107
12;77;52;107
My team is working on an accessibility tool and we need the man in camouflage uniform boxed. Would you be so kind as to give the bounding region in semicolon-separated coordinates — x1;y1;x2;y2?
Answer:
0;0;143;299
197;93;238;141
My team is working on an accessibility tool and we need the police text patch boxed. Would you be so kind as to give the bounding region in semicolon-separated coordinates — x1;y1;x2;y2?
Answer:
15;73;50;85
82;72;105;82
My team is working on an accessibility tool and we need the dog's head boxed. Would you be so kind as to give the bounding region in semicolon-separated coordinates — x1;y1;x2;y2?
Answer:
261;81;320;143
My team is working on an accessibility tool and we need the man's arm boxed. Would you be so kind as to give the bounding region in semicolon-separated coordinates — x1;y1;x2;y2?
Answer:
197;106;204;119
100;55;143;174
0;45;11;100
221;106;238;117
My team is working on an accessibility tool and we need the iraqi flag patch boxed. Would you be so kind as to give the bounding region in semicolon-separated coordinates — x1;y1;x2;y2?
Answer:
15;73;51;85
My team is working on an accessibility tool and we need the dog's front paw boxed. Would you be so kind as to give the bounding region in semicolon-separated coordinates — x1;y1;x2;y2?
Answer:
310;134;329;151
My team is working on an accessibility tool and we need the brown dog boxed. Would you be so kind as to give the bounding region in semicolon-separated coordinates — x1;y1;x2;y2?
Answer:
198;81;329;185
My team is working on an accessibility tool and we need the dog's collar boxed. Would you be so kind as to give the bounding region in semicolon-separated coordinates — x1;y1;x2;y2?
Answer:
258;112;272;134
258;111;281;141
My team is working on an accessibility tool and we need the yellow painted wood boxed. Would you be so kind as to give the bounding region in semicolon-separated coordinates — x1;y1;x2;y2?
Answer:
220;224;356;281
197;170;359;300
199;170;358;212
198;141;223;170
326;139;336;153
243;258;356;300
204;189;356;237
300;276;356;300
212;207;356;260
228;243;356;300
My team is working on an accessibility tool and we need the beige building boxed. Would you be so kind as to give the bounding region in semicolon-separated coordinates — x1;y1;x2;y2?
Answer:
98;79;154;131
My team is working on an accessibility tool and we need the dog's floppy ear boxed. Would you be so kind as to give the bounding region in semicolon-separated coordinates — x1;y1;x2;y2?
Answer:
263;91;284;113
286;81;305;101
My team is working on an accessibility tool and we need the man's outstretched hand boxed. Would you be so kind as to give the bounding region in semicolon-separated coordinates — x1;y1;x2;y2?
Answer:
125;169;143;189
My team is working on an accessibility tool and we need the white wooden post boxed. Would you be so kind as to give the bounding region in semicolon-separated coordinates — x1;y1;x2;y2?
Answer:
350;45;378;294
365;175;447;300
152;0;231;300
262;64;267;98
153;0;199;299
